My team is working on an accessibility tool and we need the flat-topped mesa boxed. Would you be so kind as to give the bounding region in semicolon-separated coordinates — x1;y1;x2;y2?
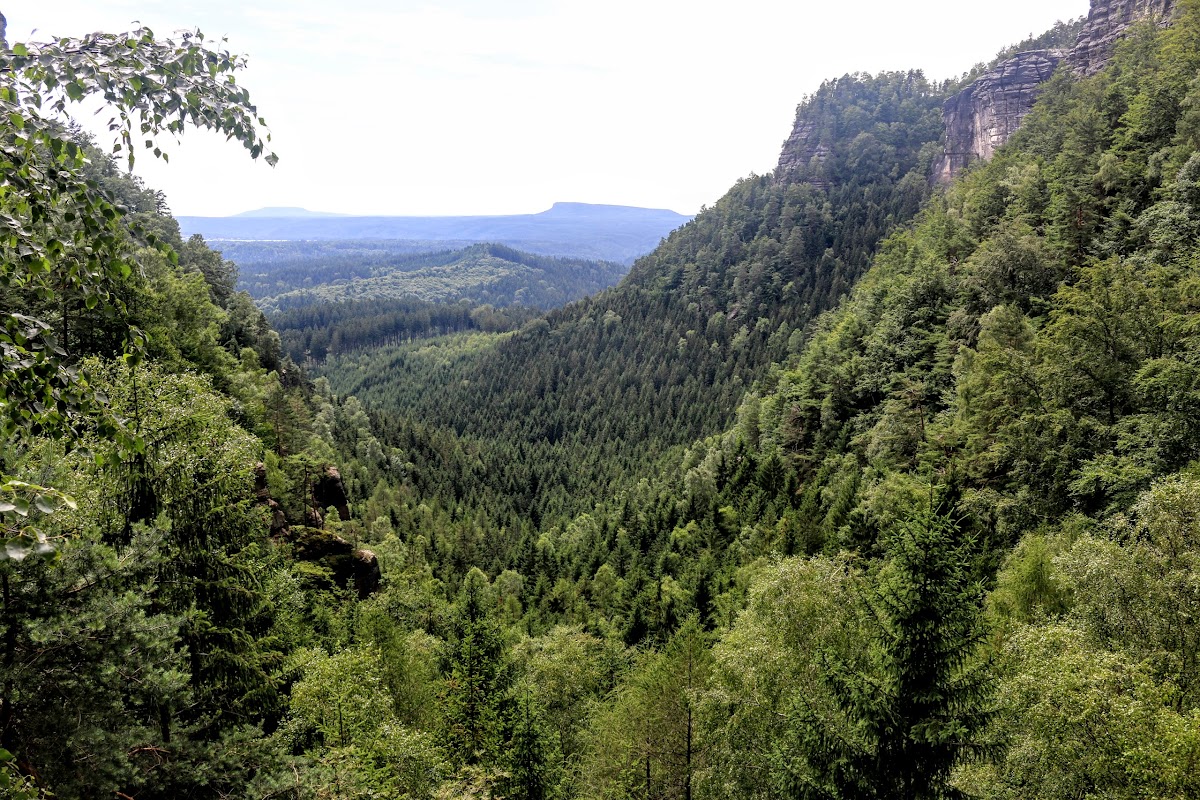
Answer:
934;50;1065;185
1069;0;1177;75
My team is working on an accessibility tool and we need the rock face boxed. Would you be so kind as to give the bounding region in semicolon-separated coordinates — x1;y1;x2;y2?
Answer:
776;119;831;188
1069;0;1177;75
254;462;290;536
291;528;382;599
314;466;352;522
933;50;1065;184
934;0;1179;183
354;550;382;598
252;461;379;597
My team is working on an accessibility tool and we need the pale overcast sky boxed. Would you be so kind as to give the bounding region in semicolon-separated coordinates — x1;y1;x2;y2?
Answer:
5;0;1088;217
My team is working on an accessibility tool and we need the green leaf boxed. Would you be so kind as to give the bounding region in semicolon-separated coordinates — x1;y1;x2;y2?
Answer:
34;534;55;558
34;494;58;514
11;497;29;517
4;539;32;561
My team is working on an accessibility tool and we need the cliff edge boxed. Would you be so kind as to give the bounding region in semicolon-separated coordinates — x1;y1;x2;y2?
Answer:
1069;0;1177;75
933;50;1065;184
927;0;1179;183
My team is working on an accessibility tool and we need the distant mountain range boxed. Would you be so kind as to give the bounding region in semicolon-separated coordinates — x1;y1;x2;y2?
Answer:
179;202;693;264
232;207;348;218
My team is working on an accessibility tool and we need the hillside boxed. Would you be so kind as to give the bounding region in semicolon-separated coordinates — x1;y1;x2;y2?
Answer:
249;242;627;314
7;2;1200;799
320;70;947;529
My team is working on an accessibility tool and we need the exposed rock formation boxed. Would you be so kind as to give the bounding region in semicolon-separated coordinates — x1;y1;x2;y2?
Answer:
354;549;382;598
933;50;1065;184
314;466;352;522
252;461;378;596
1069;0;1177;75
254;462;290;536
290;528;382;599
934;0;1179;183
253;461;352;535
776;119;831;188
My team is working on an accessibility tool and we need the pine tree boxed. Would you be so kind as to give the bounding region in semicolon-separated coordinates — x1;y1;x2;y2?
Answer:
504;692;557;800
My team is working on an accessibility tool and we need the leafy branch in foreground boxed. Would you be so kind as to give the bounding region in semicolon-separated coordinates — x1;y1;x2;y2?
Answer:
0;18;277;552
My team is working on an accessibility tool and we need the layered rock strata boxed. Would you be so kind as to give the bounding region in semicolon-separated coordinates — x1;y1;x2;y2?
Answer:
1069;0;1177;75
933;50;1065;184
776;119;831;188
929;0;1178;183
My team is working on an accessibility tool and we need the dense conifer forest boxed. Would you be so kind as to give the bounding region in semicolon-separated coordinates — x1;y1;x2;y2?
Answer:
5;3;1200;799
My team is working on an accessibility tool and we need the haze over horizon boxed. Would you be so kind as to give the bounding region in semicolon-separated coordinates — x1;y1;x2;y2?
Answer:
211;200;690;219
5;0;1088;217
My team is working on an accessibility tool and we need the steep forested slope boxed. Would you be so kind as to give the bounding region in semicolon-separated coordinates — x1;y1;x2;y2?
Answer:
0;133;366;794
744;3;1200;550
0;28;398;796
321;71;946;530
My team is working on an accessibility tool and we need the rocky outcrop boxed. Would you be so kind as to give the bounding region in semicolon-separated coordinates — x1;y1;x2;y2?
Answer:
290;527;382;599
934;0;1180;183
252;461;378;596
777;118;831;188
253;461;352;535
314;466;352;522
354;550;382;598
934;50;1065;184
254;462;290;536
1068;0;1177;75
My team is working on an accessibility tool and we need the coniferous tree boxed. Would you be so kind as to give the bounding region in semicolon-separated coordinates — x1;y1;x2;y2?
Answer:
803;509;994;800
440;568;512;769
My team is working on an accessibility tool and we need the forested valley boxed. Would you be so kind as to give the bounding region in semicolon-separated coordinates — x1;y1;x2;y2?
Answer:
4;2;1200;799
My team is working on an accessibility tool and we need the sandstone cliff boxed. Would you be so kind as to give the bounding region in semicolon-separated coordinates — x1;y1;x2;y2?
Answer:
1069;0;1177;75
933;50;1065;184
776;118;831;189
253;461;380;597
932;0;1178;183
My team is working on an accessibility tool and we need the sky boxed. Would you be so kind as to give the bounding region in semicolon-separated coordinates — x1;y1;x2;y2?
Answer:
5;0;1089;217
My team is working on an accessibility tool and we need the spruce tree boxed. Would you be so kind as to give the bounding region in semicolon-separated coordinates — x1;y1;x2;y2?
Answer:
440;568;512;768
805;509;994;800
